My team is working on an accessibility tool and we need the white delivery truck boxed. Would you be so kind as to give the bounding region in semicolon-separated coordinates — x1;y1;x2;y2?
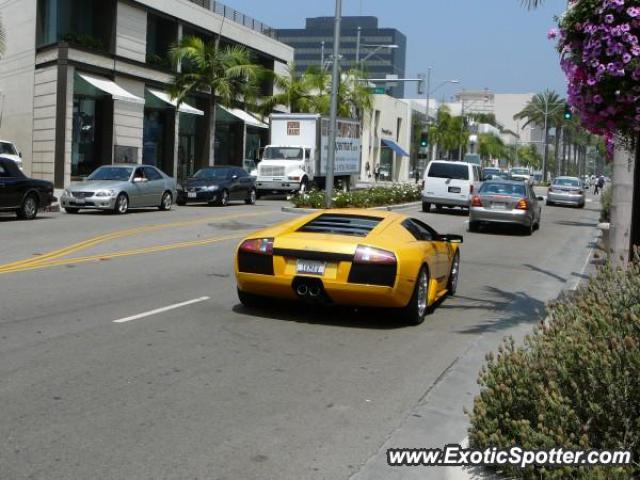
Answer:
256;113;361;196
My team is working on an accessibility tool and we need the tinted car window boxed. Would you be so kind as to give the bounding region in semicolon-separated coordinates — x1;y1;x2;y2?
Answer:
194;168;232;179
480;182;526;197
144;167;163;181
427;163;469;180
553;178;581;187
402;219;435;241
88;166;134;181
0;142;17;155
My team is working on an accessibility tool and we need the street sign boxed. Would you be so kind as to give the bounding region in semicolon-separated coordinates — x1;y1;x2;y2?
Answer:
370;87;386;94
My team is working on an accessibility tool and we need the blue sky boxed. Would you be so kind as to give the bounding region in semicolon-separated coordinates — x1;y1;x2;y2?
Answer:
222;0;568;100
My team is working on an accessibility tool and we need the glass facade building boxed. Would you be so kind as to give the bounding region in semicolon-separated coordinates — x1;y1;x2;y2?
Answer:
276;16;407;98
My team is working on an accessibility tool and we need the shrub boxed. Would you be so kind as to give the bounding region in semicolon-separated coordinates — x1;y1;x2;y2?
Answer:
468;259;640;479
600;186;612;223
291;184;421;209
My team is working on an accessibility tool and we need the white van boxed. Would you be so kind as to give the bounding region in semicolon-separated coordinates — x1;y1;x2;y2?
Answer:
422;160;483;212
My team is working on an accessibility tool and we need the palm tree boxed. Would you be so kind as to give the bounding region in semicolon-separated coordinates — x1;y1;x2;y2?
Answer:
260;64;324;114
477;133;506;164
429;106;469;160
169;36;261;164
514;90;565;180
521;0;544;9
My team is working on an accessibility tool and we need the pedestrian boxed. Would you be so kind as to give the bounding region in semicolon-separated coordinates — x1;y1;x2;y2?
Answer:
365;161;371;179
374;164;380;182
595;175;605;195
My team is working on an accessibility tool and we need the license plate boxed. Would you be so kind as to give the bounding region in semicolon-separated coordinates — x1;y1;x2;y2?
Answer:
72;199;85;205
492;202;507;209
296;259;326;276
188;192;197;198
448;186;461;193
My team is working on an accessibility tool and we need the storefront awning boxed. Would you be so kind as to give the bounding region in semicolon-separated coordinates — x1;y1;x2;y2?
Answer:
381;138;409;157
219;105;268;129
147;89;204;116
78;73;145;105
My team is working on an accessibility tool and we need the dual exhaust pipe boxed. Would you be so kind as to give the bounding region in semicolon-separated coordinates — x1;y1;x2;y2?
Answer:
296;284;322;298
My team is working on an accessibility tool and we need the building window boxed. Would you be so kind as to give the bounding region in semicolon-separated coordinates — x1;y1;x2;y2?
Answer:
146;13;178;70
37;0;116;52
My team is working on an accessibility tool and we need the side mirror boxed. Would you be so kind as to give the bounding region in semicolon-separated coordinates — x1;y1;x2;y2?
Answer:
441;234;463;244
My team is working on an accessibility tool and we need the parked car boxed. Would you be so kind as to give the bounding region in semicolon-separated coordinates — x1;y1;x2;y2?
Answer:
547;176;586;208
0;140;23;170
60;164;177;214
0;157;55;220
510;167;534;185
422;160;483;212
469;179;543;235
177;166;257;207
235;209;463;325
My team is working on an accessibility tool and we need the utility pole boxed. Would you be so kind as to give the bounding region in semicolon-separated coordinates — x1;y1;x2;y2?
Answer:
458;99;466;161
355;26;361;67
325;0;342;208
424;67;432;163
321;41;325;70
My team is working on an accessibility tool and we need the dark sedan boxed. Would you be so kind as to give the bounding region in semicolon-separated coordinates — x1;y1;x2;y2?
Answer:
177;166;256;207
0;157;56;220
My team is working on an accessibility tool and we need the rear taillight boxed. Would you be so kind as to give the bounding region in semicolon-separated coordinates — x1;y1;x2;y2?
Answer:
471;195;482;207
354;245;396;265
515;199;529;210
239;238;274;255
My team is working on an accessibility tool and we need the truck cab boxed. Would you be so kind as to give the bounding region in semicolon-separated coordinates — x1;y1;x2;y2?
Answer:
256;145;314;196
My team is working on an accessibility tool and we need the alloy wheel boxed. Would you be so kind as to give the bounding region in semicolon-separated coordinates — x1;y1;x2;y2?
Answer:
417;269;429;317
116;195;128;214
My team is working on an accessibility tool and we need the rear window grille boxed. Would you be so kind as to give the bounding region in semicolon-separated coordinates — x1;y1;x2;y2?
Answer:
298;214;382;237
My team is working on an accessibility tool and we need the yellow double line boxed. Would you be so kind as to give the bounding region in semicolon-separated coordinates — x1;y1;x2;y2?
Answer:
0;211;262;275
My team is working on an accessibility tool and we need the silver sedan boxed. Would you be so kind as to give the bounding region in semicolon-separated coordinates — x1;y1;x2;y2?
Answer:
60;164;177;214
468;180;543;235
546;176;586;208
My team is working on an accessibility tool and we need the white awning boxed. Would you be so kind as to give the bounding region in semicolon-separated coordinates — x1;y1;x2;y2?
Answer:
78;73;145;105
219;105;268;129
147;89;204;116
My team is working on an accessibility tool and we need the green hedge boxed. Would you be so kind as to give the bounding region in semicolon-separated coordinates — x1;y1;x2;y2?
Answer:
290;184;422;209
600;187;612;223
468;260;640;479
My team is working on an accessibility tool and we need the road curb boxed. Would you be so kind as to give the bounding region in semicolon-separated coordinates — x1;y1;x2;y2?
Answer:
281;201;421;215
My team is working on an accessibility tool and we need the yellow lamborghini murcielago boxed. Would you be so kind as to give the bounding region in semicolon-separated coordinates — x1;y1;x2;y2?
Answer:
235;209;462;325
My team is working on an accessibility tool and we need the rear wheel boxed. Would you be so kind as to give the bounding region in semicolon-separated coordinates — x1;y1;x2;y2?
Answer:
245;188;257;205
422;201;431;213
299;178;309;194
468;221;479;232
159;191;172;211
17;194;38;220
523;221;534;236
447;252;460;296
217;189;229;207
237;288;267;308
399;266;430;326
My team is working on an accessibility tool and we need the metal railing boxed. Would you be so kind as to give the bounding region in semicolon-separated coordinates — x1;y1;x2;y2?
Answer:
187;0;277;38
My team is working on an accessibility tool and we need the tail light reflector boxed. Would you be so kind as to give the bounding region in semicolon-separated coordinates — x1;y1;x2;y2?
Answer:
515;199;529;210
354;245;396;265
239;238;274;255
471;195;482;207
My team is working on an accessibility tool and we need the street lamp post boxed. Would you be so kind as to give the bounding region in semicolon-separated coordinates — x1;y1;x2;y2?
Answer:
325;0;342;208
321;41;325;70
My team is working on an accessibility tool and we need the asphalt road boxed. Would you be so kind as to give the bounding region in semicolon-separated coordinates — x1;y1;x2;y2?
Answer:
0;195;600;480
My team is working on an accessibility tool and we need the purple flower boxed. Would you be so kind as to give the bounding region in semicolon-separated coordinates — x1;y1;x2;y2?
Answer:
547;28;559;40
605;14;615;23
628;6;640;17
594;94;604;104
623;52;633;63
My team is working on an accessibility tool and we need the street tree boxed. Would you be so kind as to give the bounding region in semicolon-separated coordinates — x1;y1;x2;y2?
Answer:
477;133;506;164
169;36;261;164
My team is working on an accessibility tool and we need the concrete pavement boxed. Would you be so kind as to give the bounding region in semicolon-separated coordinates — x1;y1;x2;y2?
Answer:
0;196;601;479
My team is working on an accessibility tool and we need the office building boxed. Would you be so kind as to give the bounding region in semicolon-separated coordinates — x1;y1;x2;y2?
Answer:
0;0;293;187
276;16;407;98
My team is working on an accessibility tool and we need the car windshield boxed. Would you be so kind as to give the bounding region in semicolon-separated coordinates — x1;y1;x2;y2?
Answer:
480;182;526;197
87;166;133;181
511;168;529;175
483;168;500;174
0;142;17;155
428;163;469;180
554;178;581;187
193;168;232;179
263;147;304;160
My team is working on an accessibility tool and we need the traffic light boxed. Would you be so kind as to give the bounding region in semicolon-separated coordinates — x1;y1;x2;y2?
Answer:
420;131;429;148
417;73;425;95
564;104;573;120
